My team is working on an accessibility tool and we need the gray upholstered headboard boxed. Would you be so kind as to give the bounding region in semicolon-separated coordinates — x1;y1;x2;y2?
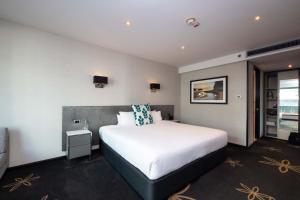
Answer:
62;105;174;151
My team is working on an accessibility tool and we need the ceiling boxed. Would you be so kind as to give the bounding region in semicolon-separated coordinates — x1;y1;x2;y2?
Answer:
250;49;300;72
0;0;300;67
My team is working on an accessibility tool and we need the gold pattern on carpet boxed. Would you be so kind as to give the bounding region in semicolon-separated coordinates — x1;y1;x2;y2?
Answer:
236;183;275;200
259;156;300;174
2;173;40;192
41;195;48;200
168;184;196;200
262;147;281;152
224;157;243;167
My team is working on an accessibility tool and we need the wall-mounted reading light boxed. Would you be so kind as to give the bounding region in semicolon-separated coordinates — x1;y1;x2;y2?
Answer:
93;76;108;88
150;83;160;92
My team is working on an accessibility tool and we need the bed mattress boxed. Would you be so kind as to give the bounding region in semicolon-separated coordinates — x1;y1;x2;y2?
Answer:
99;121;227;180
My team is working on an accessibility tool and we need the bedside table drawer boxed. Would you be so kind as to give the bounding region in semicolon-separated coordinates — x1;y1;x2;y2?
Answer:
69;134;91;147
68;145;91;159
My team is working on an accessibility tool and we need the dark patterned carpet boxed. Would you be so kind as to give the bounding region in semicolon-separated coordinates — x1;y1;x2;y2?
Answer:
0;138;299;200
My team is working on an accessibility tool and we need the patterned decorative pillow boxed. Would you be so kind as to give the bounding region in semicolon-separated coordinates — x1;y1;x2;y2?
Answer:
131;104;154;126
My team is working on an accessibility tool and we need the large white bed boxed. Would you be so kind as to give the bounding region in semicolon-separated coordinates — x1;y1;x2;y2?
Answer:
99;121;227;180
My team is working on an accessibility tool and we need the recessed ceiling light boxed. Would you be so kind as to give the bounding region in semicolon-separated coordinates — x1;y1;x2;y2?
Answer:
181;46;185;50
125;20;131;27
288;64;293;68
255;16;261;21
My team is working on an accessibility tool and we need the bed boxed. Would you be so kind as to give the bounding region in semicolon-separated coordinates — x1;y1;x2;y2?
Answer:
99;121;227;200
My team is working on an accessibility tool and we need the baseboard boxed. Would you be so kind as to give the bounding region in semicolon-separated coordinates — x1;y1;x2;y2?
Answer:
8;156;65;170
228;142;247;148
8;145;100;170
261;136;288;142
228;142;248;149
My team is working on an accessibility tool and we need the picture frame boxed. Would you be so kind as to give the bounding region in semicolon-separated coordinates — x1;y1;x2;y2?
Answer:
190;76;228;104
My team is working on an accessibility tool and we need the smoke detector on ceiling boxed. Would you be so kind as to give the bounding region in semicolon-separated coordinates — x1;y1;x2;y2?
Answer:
186;17;200;28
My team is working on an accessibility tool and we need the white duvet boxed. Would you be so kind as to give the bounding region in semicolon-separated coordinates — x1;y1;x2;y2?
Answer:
99;121;227;180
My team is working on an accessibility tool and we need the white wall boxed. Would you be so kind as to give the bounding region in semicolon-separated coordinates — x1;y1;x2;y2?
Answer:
0;20;179;167
180;61;247;146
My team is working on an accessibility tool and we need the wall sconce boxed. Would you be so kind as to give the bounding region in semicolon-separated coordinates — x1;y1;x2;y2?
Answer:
93;76;108;88
150;83;160;92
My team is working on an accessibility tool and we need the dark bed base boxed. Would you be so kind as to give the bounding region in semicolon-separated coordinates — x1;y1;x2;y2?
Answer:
100;140;227;200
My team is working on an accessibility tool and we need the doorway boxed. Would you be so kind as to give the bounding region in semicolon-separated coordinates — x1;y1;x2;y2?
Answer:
249;48;300;142
254;67;261;140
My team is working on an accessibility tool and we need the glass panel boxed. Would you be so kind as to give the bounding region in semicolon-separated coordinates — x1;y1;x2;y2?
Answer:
280;79;298;88
278;79;298;131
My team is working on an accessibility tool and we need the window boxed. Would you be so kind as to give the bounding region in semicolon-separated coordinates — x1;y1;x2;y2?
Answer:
279;79;298;131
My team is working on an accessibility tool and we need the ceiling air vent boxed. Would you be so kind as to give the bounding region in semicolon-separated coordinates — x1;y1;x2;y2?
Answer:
186;17;200;28
247;39;300;57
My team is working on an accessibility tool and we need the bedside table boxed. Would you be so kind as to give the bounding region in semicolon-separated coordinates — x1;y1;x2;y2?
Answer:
66;130;92;160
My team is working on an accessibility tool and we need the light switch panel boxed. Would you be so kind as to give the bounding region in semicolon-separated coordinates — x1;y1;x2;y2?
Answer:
73;119;81;124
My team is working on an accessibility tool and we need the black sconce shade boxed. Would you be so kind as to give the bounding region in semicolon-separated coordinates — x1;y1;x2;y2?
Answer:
93;76;108;88
150;83;160;92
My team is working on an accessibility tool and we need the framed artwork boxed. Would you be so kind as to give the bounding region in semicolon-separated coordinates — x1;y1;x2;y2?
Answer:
190;76;228;104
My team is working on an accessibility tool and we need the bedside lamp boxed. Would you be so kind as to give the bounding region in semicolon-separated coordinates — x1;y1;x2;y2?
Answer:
93;76;108;88
150;83;160;92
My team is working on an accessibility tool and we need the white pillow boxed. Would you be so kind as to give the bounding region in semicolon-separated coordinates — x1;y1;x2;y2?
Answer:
116;114;121;125
118;112;136;126
151;110;162;123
